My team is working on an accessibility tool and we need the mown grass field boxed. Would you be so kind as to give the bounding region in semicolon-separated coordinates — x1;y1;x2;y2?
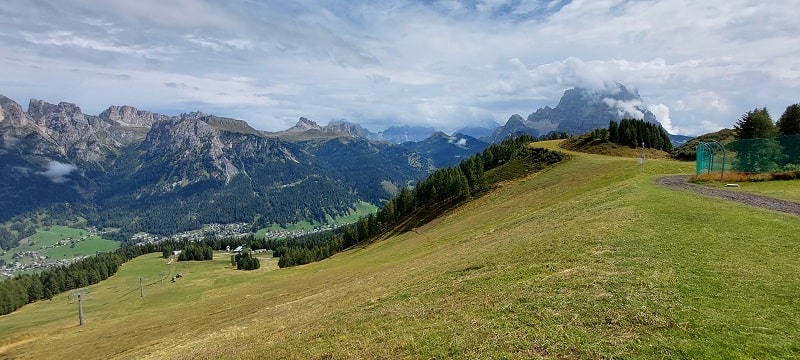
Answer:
2;141;799;359
699;179;800;203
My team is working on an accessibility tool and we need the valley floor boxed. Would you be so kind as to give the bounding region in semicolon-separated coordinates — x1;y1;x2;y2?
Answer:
1;141;799;359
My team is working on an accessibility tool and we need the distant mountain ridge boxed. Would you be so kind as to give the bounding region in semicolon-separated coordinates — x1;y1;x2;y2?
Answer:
0;95;488;244
486;83;662;142
271;117;380;140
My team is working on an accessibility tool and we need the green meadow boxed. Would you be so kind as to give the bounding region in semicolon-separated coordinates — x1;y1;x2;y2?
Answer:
254;202;378;239
1;142;799;359
1;226;119;265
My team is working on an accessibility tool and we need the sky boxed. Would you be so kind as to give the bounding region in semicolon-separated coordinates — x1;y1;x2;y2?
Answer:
1;0;798;136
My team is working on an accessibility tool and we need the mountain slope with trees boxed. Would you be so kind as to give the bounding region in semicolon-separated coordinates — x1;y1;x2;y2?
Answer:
0;96;485;247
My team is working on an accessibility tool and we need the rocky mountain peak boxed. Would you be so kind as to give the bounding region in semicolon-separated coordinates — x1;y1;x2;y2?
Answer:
141;117;239;184
507;114;525;126
487;83;661;142
28;99;66;120
287;117;322;132
99;105;168;127
323;121;370;138
0;95;29;126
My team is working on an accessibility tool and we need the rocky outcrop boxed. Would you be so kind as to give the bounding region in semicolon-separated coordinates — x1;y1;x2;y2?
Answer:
286;117;323;132
141;116;240;184
0;97;175;163
323;121;374;138
99;105;169;127
0;95;32;127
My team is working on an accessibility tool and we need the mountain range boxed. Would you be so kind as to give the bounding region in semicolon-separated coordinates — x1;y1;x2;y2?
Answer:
0;95;488;244
0;83;679;244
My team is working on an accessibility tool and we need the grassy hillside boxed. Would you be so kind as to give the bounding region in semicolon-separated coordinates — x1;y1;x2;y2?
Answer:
2;141;800;359
560;135;671;159
1;226;119;272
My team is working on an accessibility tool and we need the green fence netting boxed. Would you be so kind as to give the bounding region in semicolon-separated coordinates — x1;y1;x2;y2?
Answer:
697;134;800;175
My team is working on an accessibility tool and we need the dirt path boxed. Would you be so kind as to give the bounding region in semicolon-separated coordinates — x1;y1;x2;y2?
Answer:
656;175;800;216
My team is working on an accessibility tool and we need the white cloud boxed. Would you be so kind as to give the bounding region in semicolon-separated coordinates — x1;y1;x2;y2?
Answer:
647;104;675;134
38;161;78;183
1;0;799;136
602;98;645;120
675;91;729;113
21;31;167;58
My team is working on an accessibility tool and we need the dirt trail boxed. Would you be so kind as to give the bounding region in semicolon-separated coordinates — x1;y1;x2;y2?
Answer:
656;175;800;216
0;337;37;355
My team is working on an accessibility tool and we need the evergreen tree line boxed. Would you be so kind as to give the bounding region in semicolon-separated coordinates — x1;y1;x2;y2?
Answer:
159;236;264;270
232;252;260;270
728;105;800;172
272;135;566;268
176;243;214;261
158;235;269;258
607;118;673;152
0;242;158;316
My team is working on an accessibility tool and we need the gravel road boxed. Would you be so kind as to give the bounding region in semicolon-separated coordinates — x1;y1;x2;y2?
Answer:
656;175;800;217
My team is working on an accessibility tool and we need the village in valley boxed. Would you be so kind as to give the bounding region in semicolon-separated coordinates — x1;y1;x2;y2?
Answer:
0;227;104;278
1;221;344;278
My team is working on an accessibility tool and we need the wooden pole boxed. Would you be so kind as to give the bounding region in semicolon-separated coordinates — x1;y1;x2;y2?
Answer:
78;294;84;326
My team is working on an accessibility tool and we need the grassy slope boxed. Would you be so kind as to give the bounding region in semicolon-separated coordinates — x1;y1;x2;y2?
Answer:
2;141;800;359
560;135;672;159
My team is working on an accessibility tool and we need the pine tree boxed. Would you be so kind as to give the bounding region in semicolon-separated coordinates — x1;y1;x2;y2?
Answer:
735;108;776;139
732;108;783;172
777;103;800;135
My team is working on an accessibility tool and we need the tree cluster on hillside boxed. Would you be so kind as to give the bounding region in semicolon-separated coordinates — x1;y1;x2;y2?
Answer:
607;118;673;152
0;242;158;316
729;106;800;172
670;129;737;161
0;221;37;251
177;243;213;261
272;135;566;268
232;252;260;270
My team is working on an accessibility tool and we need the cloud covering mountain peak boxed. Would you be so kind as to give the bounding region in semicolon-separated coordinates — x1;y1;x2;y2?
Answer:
1;1;797;136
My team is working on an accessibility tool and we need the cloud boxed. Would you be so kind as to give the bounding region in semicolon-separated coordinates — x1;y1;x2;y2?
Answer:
448;135;468;147
602;98;645;120
1;0;799;136
38;161;78;183
184;35;253;53
21;30;167;59
647;104;675;134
